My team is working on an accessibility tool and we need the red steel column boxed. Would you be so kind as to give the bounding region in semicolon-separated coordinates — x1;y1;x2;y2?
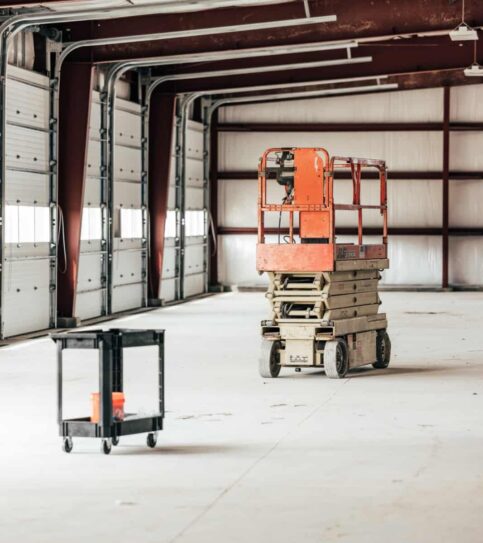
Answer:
148;91;176;301
442;86;450;288
57;62;94;318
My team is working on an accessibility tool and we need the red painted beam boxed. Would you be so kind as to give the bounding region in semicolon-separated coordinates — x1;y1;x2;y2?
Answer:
216;122;483;132
57;62;94;318
217;171;483;180
217;227;483;236
148;91;176;301
442;87;450;288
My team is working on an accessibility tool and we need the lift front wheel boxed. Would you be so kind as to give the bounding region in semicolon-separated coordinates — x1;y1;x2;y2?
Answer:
324;339;349;379
373;330;391;369
259;340;282;378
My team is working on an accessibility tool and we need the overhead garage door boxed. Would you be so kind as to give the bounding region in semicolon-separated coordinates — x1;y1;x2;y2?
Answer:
2;66;53;337
183;120;206;298
111;98;147;313
76;91;106;321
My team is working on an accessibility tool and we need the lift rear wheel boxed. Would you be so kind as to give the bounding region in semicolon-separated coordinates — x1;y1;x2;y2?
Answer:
62;437;73;453
373;330;391;369
324;338;349;379
259;340;282;378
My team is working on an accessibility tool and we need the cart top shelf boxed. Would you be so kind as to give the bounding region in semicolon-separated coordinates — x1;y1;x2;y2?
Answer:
50;328;165;349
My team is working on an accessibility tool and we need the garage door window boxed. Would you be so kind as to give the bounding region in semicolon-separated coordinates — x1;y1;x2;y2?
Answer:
120;208;143;239
81;207;102;241
185;210;205;237
5;205;50;244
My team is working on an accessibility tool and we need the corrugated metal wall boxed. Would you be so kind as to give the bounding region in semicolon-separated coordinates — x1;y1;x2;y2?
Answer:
216;86;483;287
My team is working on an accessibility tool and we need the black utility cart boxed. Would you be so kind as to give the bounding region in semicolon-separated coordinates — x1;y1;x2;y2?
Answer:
51;328;165;455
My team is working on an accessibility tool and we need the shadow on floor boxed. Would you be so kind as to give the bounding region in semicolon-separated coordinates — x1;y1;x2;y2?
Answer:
113;443;243;456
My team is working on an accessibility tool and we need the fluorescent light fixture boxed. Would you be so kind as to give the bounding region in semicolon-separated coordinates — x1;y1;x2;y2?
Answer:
450;23;478;41
464;62;483;76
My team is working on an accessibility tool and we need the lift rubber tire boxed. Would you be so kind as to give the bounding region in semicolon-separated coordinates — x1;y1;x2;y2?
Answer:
259;340;282;378
62;437;73;453
112;435;120;447
373;330;391;369
147;432;157;448
101;439;112;455
324;338;349;379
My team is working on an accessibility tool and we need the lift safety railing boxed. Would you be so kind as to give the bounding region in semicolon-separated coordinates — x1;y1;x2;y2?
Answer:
257;148;388;249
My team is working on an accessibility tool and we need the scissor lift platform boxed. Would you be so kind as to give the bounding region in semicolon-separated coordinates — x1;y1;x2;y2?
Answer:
256;148;391;379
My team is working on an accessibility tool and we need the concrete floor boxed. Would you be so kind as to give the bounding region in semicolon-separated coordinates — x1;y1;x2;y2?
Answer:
1;291;482;543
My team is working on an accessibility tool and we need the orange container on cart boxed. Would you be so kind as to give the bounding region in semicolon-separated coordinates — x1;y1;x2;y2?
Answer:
91;392;125;423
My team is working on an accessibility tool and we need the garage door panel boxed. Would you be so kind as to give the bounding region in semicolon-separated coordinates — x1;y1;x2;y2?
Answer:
84;176;102;206
184;274;204;298
160;278;176;303
113;250;143;286
115;109;141;146
186;186;204;210
76;290;104;321
5;170;49;205
114;180;142;208
162;245;176;279
86;138;101;177
112;283;144;313
6;79;49;130
5;124;49;172
186;121;203;160
78;253;103;291
114;145;142;181
3;259;50;337
185;157;203;187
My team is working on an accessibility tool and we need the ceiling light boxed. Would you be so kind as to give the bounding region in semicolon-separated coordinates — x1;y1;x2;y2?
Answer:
450;23;478;41
464;62;483;76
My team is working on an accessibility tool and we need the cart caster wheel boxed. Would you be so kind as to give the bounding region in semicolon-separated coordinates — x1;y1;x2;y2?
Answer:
62;437;73;454
112;436;120;447
259;340;282;378
101;439;112;455
323;338;349;379
373;330;391;369
147;432;157;448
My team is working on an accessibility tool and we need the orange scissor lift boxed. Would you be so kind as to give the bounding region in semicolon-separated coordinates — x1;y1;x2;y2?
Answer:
257;147;391;379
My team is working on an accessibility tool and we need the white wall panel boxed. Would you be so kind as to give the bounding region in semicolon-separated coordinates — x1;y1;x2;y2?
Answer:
450;84;483;122
450;132;483;171
450;180;483;227
220;87;443;124
218;178;441;229
449;238;483;285
219;132;442;172
218;234;442;287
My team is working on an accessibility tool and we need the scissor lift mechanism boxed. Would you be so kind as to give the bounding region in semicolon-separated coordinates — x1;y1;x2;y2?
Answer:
257;147;391;378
